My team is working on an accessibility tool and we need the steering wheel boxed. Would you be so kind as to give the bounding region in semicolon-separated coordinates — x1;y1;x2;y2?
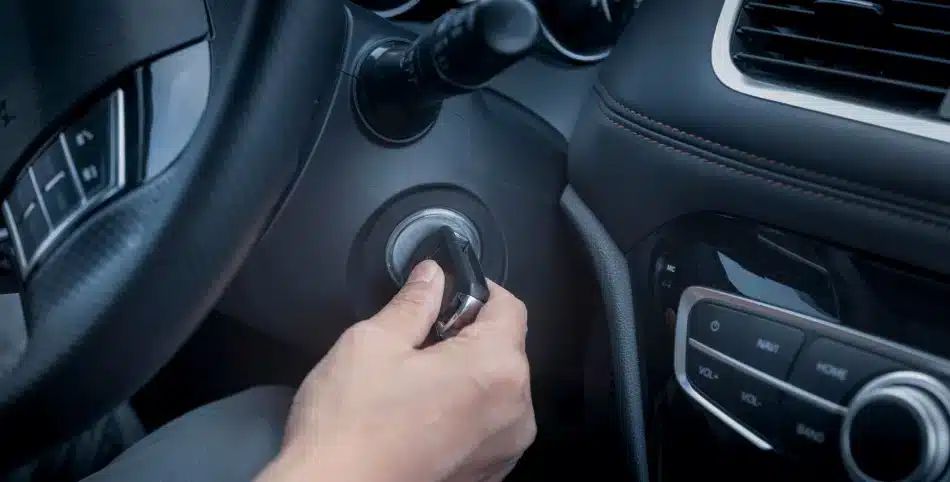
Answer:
0;0;346;468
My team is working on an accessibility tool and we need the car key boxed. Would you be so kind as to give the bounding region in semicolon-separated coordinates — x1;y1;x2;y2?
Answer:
401;225;490;344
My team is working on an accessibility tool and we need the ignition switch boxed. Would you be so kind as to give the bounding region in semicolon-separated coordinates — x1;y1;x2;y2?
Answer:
386;208;489;344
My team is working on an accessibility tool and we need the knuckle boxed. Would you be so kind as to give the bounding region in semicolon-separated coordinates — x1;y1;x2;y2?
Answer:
477;353;531;397
518;416;538;450
511;297;527;320
340;324;360;342
389;286;430;316
512;354;531;389
510;298;528;327
341;321;379;345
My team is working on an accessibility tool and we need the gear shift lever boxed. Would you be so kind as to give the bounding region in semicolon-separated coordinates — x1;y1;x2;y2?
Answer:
353;0;540;143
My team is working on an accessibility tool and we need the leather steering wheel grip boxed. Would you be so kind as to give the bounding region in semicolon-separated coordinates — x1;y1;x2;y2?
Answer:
0;0;346;469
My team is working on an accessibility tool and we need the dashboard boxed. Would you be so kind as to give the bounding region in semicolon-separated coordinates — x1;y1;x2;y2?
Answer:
341;2;950;481
566;0;950;480
2;0;950;481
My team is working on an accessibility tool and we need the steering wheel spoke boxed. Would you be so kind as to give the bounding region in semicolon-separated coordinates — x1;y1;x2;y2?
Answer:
0;0;346;470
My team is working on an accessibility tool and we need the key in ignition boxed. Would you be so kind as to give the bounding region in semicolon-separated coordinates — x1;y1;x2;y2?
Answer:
401;225;490;343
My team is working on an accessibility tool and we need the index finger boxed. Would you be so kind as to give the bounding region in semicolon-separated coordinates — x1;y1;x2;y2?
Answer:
460;280;528;346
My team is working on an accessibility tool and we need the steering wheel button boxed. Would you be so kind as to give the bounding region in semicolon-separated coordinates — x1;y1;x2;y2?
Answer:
6;174;40;225
32;142;81;226
63;95;115;198
15;206;49;263
4;174;49;263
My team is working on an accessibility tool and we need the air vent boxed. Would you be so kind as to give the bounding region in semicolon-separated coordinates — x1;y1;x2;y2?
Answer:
731;0;950;120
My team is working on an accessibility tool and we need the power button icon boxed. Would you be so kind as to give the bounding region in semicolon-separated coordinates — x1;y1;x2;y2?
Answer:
710;320;720;332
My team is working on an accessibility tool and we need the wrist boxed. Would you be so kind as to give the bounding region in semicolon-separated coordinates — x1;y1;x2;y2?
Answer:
256;441;399;482
255;445;318;482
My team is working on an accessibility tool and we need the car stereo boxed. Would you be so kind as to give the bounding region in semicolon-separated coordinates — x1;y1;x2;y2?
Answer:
676;286;950;482
636;213;950;482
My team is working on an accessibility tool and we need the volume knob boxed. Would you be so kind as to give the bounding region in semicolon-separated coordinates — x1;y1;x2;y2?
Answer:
842;372;950;482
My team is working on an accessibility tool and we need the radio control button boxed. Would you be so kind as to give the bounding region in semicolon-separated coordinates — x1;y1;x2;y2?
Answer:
685;346;734;402
689;302;805;379
788;338;902;404
724;371;781;441
686;346;781;442
778;396;845;473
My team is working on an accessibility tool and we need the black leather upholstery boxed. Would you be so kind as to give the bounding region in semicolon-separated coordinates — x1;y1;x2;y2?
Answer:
569;0;950;275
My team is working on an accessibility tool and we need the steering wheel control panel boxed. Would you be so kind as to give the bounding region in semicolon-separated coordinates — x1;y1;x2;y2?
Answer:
0;41;211;279
2;91;126;275
675;286;950;482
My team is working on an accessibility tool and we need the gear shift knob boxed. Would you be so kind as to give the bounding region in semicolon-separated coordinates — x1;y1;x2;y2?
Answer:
353;0;540;143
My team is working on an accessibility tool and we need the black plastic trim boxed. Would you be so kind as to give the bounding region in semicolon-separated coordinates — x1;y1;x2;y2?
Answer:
561;185;649;482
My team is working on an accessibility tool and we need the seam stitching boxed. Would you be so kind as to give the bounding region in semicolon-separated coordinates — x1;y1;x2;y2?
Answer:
596;87;942;210
599;105;950;231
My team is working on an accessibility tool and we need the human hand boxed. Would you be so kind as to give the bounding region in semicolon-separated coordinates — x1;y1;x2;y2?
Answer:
257;260;535;482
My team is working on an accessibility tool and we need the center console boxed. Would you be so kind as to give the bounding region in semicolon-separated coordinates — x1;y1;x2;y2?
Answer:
629;213;950;481
679;287;950;482
561;0;950;477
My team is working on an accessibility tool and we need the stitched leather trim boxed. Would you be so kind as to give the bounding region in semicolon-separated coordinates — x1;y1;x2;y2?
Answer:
598;101;950;231
595;84;950;217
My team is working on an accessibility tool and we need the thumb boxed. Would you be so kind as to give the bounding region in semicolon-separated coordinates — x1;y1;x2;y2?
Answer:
367;260;445;347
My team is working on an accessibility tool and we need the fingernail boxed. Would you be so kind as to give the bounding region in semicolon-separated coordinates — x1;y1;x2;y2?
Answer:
408;260;438;283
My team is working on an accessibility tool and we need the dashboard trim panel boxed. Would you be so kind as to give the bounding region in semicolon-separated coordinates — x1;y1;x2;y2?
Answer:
560;186;650;482
711;0;950;144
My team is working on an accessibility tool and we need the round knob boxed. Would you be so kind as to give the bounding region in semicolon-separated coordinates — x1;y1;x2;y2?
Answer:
842;372;950;482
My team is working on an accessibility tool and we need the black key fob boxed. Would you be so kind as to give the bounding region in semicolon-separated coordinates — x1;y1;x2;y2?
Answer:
402;225;490;342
